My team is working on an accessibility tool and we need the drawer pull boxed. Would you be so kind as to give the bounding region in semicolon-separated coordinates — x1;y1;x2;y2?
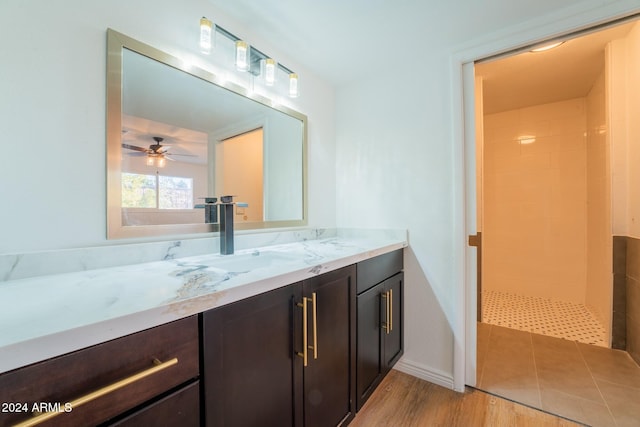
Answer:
15;357;178;427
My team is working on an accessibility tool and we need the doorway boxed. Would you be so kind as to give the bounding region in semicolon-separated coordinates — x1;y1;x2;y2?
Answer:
470;17;640;426
215;128;264;223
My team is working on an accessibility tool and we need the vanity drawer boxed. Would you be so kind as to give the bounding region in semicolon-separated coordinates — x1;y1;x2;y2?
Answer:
356;249;403;294
0;316;199;427
106;380;200;426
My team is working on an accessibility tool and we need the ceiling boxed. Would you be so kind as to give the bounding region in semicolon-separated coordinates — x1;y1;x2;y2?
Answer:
473;20;636;114
207;0;608;87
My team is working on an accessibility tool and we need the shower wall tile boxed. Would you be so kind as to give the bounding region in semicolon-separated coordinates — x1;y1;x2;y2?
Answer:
627;236;640;280
627;236;640;365
483;98;588;303
612;273;627;349
629;277;640;324
613;236;627;274
612;236;628;350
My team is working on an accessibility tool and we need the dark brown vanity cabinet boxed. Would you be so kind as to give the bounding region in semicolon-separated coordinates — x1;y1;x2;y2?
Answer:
356;250;404;410
0;316;200;427
201;265;356;427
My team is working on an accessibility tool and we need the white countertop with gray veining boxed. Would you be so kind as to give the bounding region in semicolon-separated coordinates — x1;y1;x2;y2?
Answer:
0;231;407;374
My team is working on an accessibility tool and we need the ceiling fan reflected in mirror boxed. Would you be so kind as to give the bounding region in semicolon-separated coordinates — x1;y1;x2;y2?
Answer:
122;136;197;168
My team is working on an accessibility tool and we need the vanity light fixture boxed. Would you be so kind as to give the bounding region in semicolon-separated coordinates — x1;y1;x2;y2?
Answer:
199;17;213;54
289;73;299;98
198;17;299;97
235;40;250;72
264;58;277;86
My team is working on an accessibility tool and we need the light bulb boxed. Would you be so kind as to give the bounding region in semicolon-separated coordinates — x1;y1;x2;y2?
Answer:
289;73;299;98
264;58;276;86
200;17;213;54
235;41;249;72
146;156;155;167
157;157;167;168
530;41;564;52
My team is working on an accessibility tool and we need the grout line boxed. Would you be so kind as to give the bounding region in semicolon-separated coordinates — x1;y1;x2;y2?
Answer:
575;343;618;425
529;330;543;409
477;323;492;388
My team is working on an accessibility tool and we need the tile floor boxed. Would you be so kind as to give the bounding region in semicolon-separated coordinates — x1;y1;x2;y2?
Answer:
477;323;640;427
482;290;607;346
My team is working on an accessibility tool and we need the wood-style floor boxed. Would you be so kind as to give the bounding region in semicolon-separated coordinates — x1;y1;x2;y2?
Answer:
349;370;581;427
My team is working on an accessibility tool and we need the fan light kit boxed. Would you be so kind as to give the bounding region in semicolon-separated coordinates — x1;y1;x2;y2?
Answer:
122;136;197;168
198;16;299;98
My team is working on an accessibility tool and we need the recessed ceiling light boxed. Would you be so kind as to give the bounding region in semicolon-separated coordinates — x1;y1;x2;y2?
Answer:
530;41;565;52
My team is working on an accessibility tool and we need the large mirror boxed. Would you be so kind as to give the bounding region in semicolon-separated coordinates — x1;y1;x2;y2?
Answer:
106;29;307;239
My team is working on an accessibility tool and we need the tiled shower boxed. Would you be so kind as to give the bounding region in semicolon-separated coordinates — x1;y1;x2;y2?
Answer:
481;74;612;347
478;20;640;368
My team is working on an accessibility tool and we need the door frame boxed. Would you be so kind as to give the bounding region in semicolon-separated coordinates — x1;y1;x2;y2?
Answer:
452;3;640;391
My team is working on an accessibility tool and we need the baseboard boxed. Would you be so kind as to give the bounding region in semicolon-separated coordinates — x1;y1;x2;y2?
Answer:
393;358;455;390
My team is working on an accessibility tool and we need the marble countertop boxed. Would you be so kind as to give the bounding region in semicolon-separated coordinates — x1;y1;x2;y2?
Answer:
0;233;406;374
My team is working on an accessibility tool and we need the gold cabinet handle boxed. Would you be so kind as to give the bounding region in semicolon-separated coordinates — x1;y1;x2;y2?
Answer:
381;291;390;334
16;357;178;427
310;292;318;360
296;297;308;366
389;288;393;333
296;293;318;366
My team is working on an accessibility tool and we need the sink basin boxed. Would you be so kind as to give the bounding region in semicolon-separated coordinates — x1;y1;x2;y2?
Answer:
199;250;302;272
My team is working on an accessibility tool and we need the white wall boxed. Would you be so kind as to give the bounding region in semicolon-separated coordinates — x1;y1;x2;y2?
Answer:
585;71;612;337
336;1;640;388
336;57;457;382
0;0;335;254
609;22;640;239
625;23;640;239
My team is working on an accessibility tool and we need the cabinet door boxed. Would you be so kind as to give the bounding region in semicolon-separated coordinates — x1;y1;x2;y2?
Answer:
356;282;384;410
202;283;303;427
383;272;404;370
302;265;356;427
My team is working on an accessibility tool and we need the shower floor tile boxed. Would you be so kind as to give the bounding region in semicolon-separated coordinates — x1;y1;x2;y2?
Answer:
482;290;607;346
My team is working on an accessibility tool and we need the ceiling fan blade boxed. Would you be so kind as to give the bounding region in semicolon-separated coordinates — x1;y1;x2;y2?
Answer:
122;143;149;153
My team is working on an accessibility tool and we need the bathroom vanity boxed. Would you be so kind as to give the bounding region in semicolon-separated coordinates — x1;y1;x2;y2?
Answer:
0;24;408;427
202;265;356;427
0;233;405;427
